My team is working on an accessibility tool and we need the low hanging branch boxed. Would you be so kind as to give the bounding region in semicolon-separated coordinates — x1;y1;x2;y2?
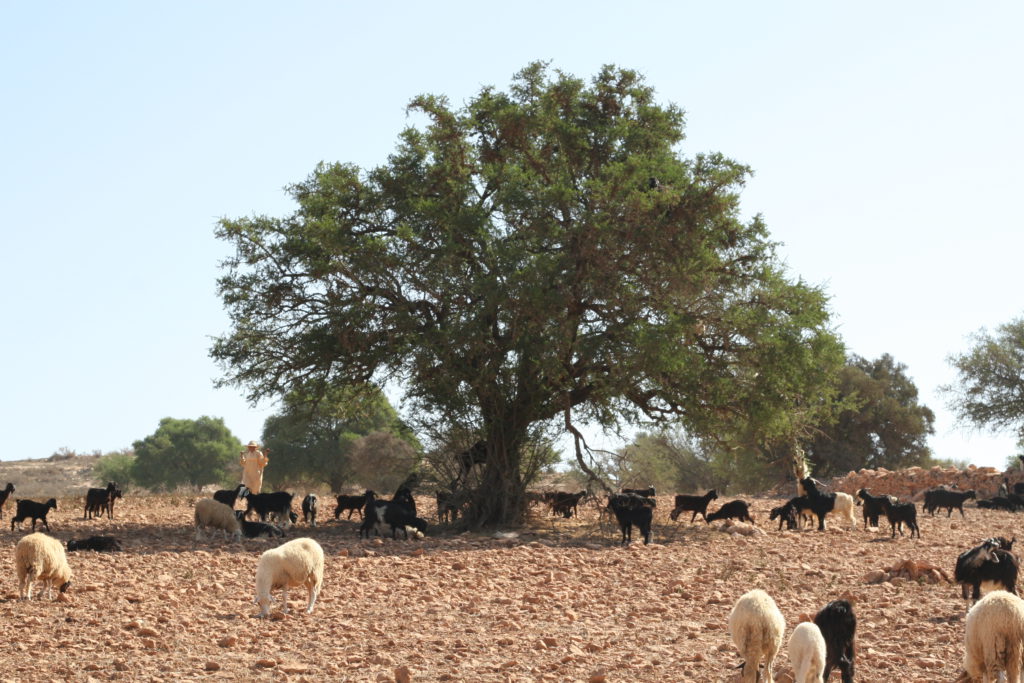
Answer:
564;407;614;495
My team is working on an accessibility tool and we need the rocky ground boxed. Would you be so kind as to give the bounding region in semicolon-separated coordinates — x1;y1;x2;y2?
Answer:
0;491;1014;682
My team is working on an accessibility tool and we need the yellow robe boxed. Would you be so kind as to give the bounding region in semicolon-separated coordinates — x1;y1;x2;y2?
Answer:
240;449;269;494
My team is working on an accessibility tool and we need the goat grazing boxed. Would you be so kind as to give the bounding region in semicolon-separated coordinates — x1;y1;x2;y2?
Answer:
11;498;57;532
240;519;285;539
607;493;654;545
245;491;296;526
788;621;826;683
669;490;718;523
956;539;1019;605
15;532;72;600
548;491;587;518
878;497;920;538
856;488;897;529
963;590;1024;682
923;487;976;517
799;479;857;531
0;482;15;518
706;500;754;524
254;537;324;618
729;589;785;683
813;599;856;683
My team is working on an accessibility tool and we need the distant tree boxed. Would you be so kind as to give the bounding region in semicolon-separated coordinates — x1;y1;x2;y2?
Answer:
348;432;419;493
261;384;419;492
131;417;241;490
212;62;844;525
804;354;935;477
944;317;1024;443
92;449;136;487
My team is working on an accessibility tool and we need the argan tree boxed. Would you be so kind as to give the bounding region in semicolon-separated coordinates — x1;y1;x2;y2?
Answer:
131;416;240;490
212;63;844;525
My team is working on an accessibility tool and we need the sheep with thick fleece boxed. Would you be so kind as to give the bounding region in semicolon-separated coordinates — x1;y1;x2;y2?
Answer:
963;589;1024;682
15;532;72;600
254;537;324;618
194;498;241;541
788;621;826;683
729;589;786;683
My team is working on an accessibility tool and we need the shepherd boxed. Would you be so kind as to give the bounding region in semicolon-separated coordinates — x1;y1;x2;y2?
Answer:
240;441;270;495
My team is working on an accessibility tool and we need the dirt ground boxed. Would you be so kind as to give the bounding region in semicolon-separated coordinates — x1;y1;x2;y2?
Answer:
0;491;1013;682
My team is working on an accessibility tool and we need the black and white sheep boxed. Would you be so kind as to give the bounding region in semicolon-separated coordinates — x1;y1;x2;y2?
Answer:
194;498;242;541
213;484;249;509
606;493;654;546
84;482;121;520
66;536;123;552
254;537;324;618
963;590;1024;682
955;539;1018;605
728;589;786;683
877;497;920;539
0;482;15;519
302;494;317;527
334;491;373;520
706;500;754;525
813;599;856;683
669;490;718;523
15;532;72;600
923;487;976;517
11;498;57;532
788;621;826;683
245;491;296;526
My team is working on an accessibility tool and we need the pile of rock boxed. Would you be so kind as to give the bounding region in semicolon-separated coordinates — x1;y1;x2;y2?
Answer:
830;464;1016;501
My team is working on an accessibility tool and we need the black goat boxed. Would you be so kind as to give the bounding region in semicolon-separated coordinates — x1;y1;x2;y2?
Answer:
769;502;798;531
358;490;427;539
607;493;654;545
549;491;587;518
622;486;656;498
213;484;248;509
856;488;896;528
84;482;121;520
955;539;1018;604
977;496;1019;512
67;536;122;552
240;519;285;538
706;500;754;524
436;489;466;524
923;487;975;517
799;478;837;531
302;494;318;526
245;491;295;525
0;482;14;519
11;498;57;532
669;490;718;523
392;485;417;517
814;600;856;683
334;490;373;520
878;497;920;538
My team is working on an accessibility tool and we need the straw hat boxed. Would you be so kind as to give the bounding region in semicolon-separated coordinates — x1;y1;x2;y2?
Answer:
246;441;260;449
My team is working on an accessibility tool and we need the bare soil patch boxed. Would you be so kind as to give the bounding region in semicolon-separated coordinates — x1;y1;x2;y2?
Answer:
0;486;1014;682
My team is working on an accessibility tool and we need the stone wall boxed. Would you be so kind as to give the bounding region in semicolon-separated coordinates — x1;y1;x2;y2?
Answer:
830;464;1019;501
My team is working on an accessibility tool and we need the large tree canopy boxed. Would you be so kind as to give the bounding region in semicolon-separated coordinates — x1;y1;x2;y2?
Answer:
944;317;1024;442
212;63;843;524
131;416;240;490
805;354;935;477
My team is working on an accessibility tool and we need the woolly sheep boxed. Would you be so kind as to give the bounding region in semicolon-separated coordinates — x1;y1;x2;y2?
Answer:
254;537;324;618
15;532;72;600
963;589;1024;682
729;589;786;683
788;621;826;683
194;498;241;541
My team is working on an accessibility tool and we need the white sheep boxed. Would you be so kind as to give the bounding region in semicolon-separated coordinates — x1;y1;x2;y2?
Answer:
254;537;324;618
964;589;1024;682
831;492;857;530
729;589;786;683
15;532;73;600
194;498;241;541
788;621;826;683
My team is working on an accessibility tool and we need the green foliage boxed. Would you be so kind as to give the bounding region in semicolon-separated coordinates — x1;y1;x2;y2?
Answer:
92;449;136;486
348;431;418;493
212;62;844;524
944;317;1024;442
261;384;419;491
131;417;241;491
804;354;935;477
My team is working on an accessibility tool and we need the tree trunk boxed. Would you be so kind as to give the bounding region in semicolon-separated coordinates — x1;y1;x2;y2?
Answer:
465;427;528;527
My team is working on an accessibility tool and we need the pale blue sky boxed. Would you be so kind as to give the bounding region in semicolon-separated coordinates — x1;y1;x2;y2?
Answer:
2;3;1021;468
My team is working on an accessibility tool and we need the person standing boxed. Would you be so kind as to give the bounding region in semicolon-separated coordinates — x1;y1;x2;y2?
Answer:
240;441;270;495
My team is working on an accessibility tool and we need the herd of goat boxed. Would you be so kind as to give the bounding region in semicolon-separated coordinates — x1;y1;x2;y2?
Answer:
6;474;1024;678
